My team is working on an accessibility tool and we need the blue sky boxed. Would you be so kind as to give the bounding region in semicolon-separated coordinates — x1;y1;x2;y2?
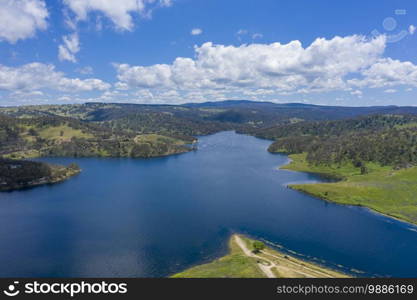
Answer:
1;0;417;106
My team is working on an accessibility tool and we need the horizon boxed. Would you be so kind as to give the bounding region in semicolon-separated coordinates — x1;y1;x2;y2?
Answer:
0;99;415;109
2;1;417;107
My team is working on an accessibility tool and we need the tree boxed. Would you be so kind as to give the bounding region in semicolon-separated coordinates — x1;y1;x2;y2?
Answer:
28;128;38;136
252;241;265;253
360;164;368;175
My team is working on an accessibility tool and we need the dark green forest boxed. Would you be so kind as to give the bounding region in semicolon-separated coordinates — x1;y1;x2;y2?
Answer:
0;158;80;191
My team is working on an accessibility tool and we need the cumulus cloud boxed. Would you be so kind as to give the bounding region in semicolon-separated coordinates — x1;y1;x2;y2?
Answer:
58;33;80;62
349;58;417;88
0;0;48;43
110;34;417;103
0;63;110;92
10;90;44;98
58;0;174;62
350;90;363;97
63;0;172;31
384;89;397;93
191;28;203;36
115;35;386;95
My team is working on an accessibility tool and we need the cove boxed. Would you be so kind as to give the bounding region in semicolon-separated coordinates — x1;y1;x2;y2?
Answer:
0;131;416;277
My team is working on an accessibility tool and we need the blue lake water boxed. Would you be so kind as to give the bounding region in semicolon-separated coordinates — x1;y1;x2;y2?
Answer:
0;131;417;277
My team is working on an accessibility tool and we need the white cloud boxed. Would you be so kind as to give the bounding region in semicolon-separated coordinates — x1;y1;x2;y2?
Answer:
237;30;262;40
115;35;386;95
0;63;110;93
351;90;363;97
0;0;48;43
63;0;172;31
384;89;397;93
409;25;416;35
110;34;417;103
191;28;203;36
236;29;248;41
115;82;130;90
58;33;80;62
10;90;44;98
252;33;263;39
76;66;94;75
350;58;417;88
59;78;110;92
59;1;174;62
57;96;73;102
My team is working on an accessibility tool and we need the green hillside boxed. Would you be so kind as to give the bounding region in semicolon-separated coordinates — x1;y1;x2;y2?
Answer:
0;114;193;159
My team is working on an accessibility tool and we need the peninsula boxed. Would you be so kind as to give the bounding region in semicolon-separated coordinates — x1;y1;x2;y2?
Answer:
0;158;80;191
172;234;349;278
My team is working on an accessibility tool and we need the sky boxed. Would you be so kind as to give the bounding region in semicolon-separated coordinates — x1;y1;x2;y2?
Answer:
1;0;417;107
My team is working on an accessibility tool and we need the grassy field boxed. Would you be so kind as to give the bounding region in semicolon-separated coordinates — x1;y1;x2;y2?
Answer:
172;235;348;278
38;124;93;141
134;134;188;145
283;153;417;224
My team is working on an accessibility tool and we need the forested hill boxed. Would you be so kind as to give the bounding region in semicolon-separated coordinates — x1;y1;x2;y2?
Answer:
263;114;417;169
4;101;417;129
0;159;80;191
244;114;417;139
0;114;194;159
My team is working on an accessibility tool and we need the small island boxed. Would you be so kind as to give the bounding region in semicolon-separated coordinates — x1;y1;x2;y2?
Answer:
0;158;80;191
172;234;349;278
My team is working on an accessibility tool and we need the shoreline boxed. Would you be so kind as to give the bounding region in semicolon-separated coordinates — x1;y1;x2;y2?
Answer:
4;147;193;160
286;183;417;227
0;166;81;192
277;154;417;227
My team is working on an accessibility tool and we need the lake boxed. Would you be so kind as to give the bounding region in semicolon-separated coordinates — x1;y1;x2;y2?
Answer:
0;131;416;277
